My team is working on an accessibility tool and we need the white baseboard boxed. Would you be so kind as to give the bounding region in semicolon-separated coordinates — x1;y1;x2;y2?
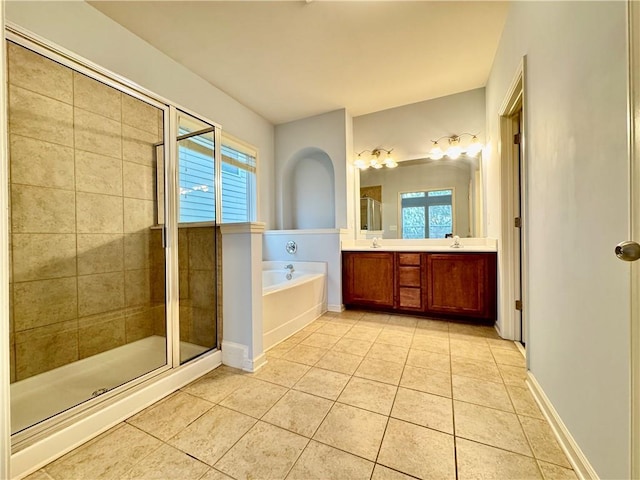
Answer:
526;372;599;480
328;304;344;313
11;351;221;480
221;341;266;373
246;353;267;373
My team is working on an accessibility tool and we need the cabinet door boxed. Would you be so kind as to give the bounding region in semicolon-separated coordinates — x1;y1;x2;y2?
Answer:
425;253;496;319
343;252;395;307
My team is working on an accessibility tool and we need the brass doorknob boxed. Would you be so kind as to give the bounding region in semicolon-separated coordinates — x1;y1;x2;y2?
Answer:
615;241;640;261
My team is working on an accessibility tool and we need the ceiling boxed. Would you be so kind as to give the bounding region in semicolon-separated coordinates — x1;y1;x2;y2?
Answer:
89;1;509;125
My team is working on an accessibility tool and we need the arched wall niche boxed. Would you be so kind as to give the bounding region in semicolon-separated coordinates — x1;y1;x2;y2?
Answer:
281;147;336;229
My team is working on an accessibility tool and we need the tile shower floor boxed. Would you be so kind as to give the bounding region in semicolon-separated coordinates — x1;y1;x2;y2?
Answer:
27;311;577;480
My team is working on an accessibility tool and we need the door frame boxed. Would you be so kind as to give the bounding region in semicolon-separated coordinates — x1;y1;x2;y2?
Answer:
499;57;529;346
628;2;640;477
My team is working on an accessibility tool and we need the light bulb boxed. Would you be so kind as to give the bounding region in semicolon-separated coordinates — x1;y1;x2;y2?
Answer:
429;142;444;160
372;162;383;169
354;156;368;169
383;152;397;168
466;136;483;157
447;137;461;159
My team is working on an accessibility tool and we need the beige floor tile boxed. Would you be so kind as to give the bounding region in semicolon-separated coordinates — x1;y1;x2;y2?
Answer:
450;339;495;362
493;348;527;367
120;443;209;480
301;332;341;348
366;342;409;364
215;422;308;480
452;375;513;412
267;342;296;359
391;387;453;434
538;461;578;479
520;416;571;468
456;438;542;480
370;464;416;480
46;424;163;480
286;440;374;480
354;357;404;385
322;313;359;325
406;349;451;373
181;370;247;403
316;322;353;337
400;365;452;397
387;315;418;328
498;363;528;386
376;330;413;347
454;401;532;456
415;318;449;332
283;344;327;366
360;312;391;325
338;377;398;415
378;418;455;479
487;338;520;352
344;325;382;341
288;331;313;343
507;384;544;418
262;390;333;437
168;405;256;465
24;471;53;480
219;377;288;418
313;403;387;461
451;356;502;383
199;469;235;480
315;350;363;375
293;367;350;400
332;336;374;356
252;358;311;387
327;309;364;320
449;323;498;339
410;335;450;354
126;391;212;441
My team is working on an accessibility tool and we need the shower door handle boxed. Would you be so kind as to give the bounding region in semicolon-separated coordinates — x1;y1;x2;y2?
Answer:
161;226;168;248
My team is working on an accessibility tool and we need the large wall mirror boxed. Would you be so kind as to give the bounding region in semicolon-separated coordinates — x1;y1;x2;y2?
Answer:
359;154;483;239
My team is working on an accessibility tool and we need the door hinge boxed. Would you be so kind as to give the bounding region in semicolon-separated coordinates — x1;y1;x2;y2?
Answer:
514;133;521;145
515;300;523;311
514;217;522;228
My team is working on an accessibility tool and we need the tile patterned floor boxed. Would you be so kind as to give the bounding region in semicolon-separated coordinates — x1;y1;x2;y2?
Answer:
27;311;577;480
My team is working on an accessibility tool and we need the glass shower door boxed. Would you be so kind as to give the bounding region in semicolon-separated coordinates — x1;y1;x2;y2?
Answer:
7;40;170;435
176;112;219;364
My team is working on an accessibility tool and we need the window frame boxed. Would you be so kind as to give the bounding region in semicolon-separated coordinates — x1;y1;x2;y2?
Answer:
398;187;456;239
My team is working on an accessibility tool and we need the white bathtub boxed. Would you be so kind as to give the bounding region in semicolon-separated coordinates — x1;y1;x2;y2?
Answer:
262;261;327;350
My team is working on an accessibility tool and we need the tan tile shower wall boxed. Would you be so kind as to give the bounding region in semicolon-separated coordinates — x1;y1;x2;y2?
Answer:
7;42;164;381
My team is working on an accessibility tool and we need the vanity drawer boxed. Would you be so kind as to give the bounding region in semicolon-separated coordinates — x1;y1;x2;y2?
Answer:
398;266;421;287
398;253;421;266
398;287;422;309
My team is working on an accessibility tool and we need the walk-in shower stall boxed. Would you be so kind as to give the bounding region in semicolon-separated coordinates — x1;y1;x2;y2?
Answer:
6;34;221;444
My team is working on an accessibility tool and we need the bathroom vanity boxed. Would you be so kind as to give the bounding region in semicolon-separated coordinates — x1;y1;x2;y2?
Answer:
342;248;497;321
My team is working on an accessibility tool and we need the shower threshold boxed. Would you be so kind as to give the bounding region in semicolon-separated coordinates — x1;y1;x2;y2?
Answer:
10;335;210;435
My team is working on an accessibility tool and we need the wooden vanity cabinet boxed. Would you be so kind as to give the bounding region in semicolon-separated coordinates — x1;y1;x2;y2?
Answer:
342;251;395;307
342;251;497;321
396;253;424;311
425;253;497;320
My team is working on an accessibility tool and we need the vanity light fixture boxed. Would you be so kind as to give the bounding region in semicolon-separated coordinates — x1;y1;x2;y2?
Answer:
428;133;483;160
355;148;397;170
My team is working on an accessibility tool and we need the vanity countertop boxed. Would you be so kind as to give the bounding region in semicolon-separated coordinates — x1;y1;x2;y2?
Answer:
341;238;498;253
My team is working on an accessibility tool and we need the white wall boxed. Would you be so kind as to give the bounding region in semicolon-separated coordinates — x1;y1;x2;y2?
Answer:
5;0;276;228
288;149;335;229
353;88;486;162
275;109;350;230
485;2;630;477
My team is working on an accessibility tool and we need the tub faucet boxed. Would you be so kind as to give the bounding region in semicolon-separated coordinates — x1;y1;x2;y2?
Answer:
285;264;295;273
